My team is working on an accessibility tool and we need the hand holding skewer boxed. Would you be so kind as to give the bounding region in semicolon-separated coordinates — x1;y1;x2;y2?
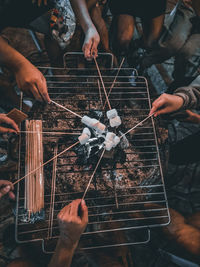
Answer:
0;180;15;200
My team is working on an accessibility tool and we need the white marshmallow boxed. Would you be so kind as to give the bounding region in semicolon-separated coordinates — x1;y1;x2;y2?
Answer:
78;133;90;145
109;116;121;127
83;127;91;137
105;132;116;142
93;121;106;134
104;140;114;151
106;109;118;119
81;116;98;128
113;136;120;147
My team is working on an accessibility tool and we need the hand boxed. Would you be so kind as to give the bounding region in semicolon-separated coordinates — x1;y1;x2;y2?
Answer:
57;199;88;247
0;180;15;200
15;60;50;103
149;93;184;117
0;114;19;133
182;110;200;124
82;27;100;60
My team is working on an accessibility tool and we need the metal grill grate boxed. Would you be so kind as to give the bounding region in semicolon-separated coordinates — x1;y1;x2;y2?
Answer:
15;60;170;252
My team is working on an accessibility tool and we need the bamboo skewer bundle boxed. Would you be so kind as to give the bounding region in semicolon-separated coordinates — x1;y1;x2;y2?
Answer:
25;120;44;220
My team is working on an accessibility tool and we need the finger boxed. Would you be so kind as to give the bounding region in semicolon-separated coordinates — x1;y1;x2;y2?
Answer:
83;43;91;60
37;78;51;103
38;0;42;6
0;185;11;197
8;191;15;200
0;126;17;134
30;85;43;102
0;115;19;132
70;199;82;216
155;107;171;116
81;200;88;223
44;0;47;5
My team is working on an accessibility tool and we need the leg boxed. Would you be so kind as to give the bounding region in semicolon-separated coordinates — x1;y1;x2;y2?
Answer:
142;14;165;49
173;34;200;81
111;14;135;56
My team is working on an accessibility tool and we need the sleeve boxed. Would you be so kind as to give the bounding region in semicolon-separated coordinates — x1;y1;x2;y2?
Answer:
174;75;200;110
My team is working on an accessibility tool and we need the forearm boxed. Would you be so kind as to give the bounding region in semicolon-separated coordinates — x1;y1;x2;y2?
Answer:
48;239;77;267
70;0;96;33
174;75;200;110
0;36;28;72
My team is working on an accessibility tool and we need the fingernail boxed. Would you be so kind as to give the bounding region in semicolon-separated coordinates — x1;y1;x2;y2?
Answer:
4;185;10;193
81;199;85;206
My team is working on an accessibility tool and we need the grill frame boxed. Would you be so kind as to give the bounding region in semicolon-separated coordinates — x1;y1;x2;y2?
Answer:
15;60;170;252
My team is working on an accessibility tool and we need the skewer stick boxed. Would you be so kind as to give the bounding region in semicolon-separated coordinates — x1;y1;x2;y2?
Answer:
103;57;125;109
48;144;58;239
97;79;103;108
20;131;80;135
94;57;111;110
82;148;105;200
51;100;83;119
120;113;155;139
13;141;80;186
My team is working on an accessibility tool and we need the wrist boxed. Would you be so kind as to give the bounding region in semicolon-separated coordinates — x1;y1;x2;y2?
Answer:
58;237;78;250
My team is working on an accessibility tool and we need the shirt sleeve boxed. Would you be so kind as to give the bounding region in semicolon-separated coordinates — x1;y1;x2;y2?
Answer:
174;75;200;110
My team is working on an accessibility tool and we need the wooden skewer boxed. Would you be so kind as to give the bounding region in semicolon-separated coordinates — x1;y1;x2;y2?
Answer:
82;148;105;200
13;141;80;186
94;57;111;110
51;100;83;119
97;79;103;108
103;57;125;109
120;113;155;139
48;144;58;239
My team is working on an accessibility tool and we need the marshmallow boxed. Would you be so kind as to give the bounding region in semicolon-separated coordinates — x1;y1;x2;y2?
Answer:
93;121;106;134
106;109;118;119
81;116;106;133
105;132;116;142
113;136;120;147
109;116;121;127
104;140;114;151
78;133;90;145
81;116;98;128
83;127;91;138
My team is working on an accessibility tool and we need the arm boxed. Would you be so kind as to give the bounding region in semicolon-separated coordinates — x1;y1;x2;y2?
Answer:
149;75;200;116
49;199;88;267
0;180;15;199
0;37;50;103
70;0;100;59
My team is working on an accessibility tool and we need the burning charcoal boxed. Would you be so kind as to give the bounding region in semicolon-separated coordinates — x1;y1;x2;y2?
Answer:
106;109;118;119
109;116;121;128
78;133;90;145
83;127;91;138
119;131;129;149
113;136;120;147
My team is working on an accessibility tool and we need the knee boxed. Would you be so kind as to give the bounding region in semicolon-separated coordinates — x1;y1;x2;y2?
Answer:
116;34;132;54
